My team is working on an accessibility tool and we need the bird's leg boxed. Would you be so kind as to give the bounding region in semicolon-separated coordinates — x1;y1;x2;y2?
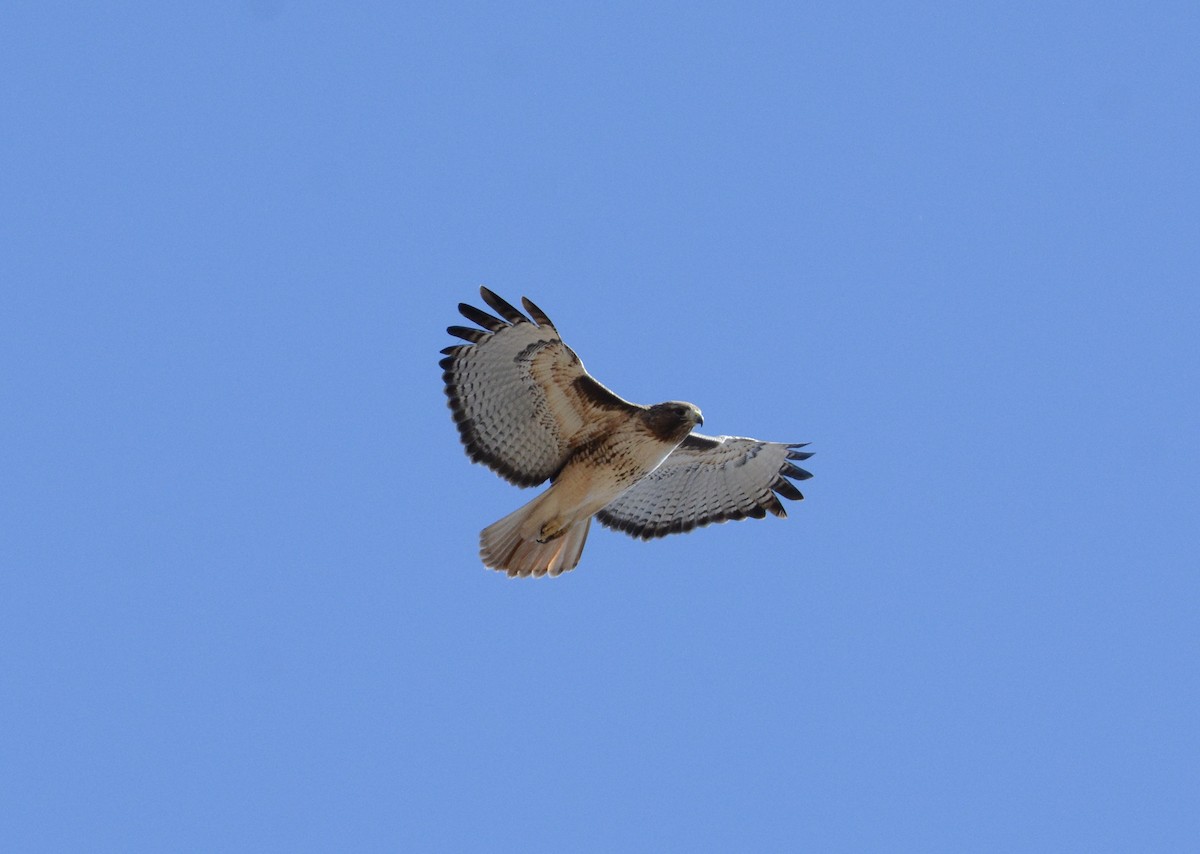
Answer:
537;518;568;543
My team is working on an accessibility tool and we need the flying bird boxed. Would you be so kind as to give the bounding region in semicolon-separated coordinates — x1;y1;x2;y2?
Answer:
440;287;813;577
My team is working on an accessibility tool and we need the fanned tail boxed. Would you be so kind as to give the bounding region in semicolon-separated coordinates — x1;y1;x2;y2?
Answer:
479;494;591;578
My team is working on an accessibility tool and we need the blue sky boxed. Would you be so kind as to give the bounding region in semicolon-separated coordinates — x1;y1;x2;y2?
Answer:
3;2;1198;851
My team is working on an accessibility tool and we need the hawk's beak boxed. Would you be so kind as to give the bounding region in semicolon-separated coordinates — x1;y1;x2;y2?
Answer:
695;411;704;427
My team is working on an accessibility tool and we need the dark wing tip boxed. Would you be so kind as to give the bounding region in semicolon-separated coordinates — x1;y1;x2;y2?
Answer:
762;491;787;518
772;477;805;502
521;296;555;328
447;324;487;343
458;301;507;332
781;462;813;481
479;288;530;325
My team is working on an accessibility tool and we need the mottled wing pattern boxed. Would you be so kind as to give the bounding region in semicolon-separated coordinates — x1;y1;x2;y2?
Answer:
441;287;636;487
596;434;813;540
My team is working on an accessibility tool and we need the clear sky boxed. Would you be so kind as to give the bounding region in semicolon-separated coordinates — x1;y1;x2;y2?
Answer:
3;2;1198;851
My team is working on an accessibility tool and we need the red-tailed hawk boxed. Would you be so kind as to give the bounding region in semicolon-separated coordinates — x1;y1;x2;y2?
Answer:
440;288;813;577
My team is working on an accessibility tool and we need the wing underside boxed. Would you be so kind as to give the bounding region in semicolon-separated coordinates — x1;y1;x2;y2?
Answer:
596;434;813;540
440;287;636;487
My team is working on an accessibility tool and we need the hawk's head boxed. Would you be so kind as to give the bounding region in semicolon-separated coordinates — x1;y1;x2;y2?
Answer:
643;401;703;444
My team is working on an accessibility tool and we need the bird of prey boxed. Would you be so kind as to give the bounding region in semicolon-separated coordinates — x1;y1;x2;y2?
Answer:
440;287;813;577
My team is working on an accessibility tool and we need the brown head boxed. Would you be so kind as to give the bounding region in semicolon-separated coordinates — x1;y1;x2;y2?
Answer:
642;401;704;444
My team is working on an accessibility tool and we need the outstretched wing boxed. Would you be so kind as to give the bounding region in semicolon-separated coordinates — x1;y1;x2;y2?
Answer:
440;287;637;487
596;434;813;540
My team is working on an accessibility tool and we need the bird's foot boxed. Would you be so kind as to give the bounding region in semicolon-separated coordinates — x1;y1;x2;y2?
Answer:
536;520;567;543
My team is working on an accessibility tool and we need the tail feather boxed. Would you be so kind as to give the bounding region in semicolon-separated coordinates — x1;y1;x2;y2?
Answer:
480;496;591;577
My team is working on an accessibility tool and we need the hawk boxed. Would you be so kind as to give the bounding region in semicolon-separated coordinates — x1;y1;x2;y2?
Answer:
440;287;813;577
